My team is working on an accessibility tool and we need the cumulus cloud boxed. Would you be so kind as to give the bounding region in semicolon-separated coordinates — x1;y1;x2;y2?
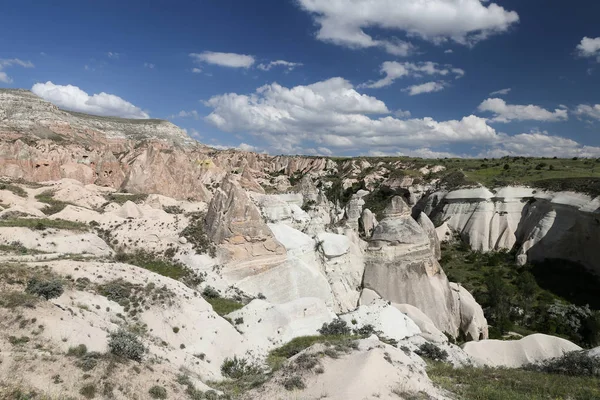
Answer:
476;130;600;158
169;110;199;120
257;60;303;71
574;104;600;121
403;81;446;96
0;58;34;83
477;98;568;123
394;109;411;118
360;61;464;89
489;88;511;96
190;51;255;68
576;37;600;62
192;67;202;74
31;81;149;119
204;77;498;154
296;0;519;54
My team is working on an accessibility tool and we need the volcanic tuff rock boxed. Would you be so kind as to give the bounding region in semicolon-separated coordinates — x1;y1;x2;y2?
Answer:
427;186;600;274
363;196;488;340
463;333;582;368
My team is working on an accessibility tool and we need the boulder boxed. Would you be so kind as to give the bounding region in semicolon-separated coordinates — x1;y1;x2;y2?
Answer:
462;334;582;368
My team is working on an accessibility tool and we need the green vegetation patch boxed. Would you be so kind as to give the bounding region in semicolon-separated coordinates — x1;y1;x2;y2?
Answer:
35;191;73;215
428;361;600;400
0;183;27;197
105;193;148;205
0;218;88;231
440;242;600;346
114;251;204;288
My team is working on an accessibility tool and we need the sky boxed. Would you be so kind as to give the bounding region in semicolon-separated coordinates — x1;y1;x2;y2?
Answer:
1;0;600;158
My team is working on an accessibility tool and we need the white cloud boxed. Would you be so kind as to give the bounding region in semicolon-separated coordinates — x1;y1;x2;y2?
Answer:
204;77;498;154
477;98;568;123
107;52;120;59
257;60;303;71
360;61;464;89
403;81;446;96
190;51;255;68
489;88;511;96
191;67;202;74
444;49;454;54
394;109;411;118
0;58;34;83
574;104;600;121
576;37;600;62
31;81;149;119
476;130;600;158
144;62;155;69
169;110;199;120
296;0;519;54
367;147;462;158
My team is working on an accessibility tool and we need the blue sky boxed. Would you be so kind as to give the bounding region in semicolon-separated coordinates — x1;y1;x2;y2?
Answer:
1;0;600;158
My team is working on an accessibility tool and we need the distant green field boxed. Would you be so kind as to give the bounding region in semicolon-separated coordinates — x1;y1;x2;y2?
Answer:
333;156;600;195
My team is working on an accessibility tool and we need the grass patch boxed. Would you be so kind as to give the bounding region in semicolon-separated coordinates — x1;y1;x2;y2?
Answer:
0;218;88;231
267;335;358;370
0;290;39;308
0;183;27;197
0;241;46;255
204;297;244;316
428;362;600;400
35;191;73;215
114;251;204;288
106;193;148;205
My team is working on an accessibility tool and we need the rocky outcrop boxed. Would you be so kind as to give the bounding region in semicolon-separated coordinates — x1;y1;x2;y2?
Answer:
463;334;581;368
363;196;488;340
242;336;451;400
205;174;285;261
427;186;600;274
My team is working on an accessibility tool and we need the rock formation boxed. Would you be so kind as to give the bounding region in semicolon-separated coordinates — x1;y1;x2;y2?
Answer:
363;196;488;340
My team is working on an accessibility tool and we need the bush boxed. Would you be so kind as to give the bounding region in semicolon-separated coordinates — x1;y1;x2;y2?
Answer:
181;212;216;257
354;324;377;336
527;351;600;377
67;344;88;357
79;383;96;399
148;385;168;399
415;342;448;362
282;375;306;391
220;356;262;379
318;319;351;336
202;286;220;299
107;330;145;361
25;277;64;300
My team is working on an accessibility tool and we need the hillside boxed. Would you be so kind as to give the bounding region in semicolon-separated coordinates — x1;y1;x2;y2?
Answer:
0;91;598;400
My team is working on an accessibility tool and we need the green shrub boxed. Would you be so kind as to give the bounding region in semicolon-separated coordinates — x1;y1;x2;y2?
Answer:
67;344;88;357
181;212;216;257
0;183;27;197
318;319;351;336
79;383;96;399
282;375;305;391
107;330;145;361
415;342;448;362
25;277;64;300
148;385;167;399
220;356;262;379
0;290;38;308
526;351;600;377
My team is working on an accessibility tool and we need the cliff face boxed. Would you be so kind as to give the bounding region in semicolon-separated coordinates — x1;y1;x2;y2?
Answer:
0;89;335;199
426;186;600;275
